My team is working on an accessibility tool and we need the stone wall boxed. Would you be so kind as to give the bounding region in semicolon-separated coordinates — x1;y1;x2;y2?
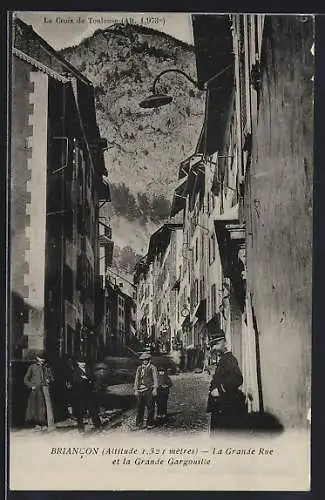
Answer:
246;16;314;428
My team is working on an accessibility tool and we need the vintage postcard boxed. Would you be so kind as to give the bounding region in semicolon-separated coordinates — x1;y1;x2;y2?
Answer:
7;11;313;491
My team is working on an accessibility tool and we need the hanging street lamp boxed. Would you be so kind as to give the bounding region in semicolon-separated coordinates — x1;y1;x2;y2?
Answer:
139;68;202;109
139;64;233;109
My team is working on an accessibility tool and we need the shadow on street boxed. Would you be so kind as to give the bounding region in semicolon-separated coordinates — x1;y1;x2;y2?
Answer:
100;390;136;411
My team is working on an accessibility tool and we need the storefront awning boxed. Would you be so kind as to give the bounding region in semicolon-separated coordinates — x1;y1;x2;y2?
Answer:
170;178;188;217
192;14;234;90
192;14;234;158
195;298;206;321
188;165;205;212
147;224;171;264
206;313;222;336
196;86;235;157
178;157;191;179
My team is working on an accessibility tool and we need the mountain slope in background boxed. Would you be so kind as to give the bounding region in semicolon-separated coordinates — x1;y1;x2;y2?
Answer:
61;23;205;264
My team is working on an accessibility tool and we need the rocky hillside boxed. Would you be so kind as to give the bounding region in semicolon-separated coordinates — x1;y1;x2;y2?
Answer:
60;23;205;264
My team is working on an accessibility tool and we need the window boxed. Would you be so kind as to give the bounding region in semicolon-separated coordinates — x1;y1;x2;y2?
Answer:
200;275;205;299
211;284;216;314
23;305;29;324
104;225;112;239
82;256;94;299
255;15;259;55
105;244;112;268
195;238;199;262
118;295;125;320
76;255;83;290
64;209;73;241
212;234;216;261
212;233;216;262
201;234;204;258
209;234;216;264
194;279;199;306
66;325;74;357
77;206;83;234
76;147;84;186
84;201;91;240
64;265;74;302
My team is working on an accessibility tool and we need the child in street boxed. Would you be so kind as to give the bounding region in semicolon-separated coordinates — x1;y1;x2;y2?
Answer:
156;366;173;420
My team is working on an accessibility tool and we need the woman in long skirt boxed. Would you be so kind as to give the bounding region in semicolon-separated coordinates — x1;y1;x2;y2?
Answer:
24;352;55;430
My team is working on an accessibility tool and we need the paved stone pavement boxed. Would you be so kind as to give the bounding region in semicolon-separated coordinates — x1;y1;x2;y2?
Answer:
113;371;211;434
11;372;212;436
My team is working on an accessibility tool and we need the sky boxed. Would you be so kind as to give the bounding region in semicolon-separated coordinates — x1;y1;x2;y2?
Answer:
15;11;194;50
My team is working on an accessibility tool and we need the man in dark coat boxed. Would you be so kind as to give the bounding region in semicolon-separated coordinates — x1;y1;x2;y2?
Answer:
206;331;247;431
24;352;55;430
68;357;102;431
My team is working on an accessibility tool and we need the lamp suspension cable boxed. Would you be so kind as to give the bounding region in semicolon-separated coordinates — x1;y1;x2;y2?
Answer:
151;68;201;94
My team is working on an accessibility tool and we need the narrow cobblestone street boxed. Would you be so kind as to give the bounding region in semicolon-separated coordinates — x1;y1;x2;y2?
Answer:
11;371;211;437
112;371;211;434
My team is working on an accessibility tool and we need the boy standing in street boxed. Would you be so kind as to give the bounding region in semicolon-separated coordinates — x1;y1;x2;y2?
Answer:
156;366;173;420
134;352;158;429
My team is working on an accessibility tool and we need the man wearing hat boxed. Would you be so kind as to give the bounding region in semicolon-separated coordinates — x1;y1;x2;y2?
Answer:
67;356;102;431
206;331;247;431
134;352;158;429
24;351;55;430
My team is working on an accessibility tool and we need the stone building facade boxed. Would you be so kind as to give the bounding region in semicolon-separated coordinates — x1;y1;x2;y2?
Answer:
10;17;112;363
136;14;313;430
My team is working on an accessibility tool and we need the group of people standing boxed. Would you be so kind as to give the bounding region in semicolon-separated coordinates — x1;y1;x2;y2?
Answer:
23;353;102;431
133;329;248;432
170;343;212;374
22;328;248;434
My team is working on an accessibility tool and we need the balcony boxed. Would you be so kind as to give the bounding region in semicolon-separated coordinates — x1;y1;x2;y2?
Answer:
97;174;111;202
98;232;113;246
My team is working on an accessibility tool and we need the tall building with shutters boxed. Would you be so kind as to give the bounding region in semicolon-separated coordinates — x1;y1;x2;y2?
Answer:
191;13;313;428
137;14;313;430
10;17;112;365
